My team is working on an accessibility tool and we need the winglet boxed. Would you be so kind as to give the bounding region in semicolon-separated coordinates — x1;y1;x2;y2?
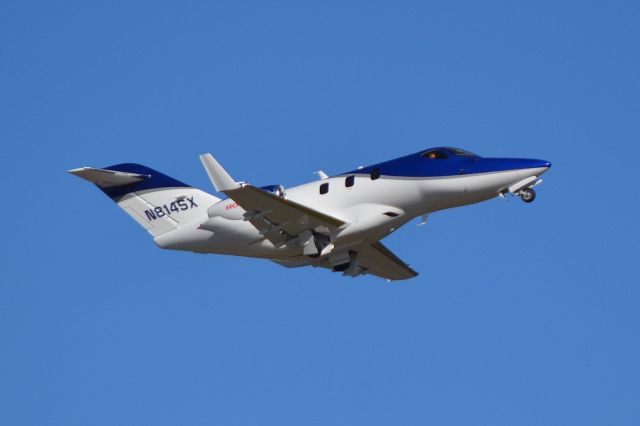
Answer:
199;153;241;192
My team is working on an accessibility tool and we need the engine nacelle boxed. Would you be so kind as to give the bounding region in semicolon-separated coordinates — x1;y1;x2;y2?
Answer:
259;184;286;198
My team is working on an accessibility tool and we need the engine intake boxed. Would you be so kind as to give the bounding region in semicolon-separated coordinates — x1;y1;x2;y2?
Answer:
260;184;286;198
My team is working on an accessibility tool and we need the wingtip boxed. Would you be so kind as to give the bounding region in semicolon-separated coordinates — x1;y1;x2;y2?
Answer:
199;152;240;192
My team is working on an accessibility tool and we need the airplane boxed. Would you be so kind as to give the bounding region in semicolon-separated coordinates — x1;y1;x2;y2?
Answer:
69;147;551;281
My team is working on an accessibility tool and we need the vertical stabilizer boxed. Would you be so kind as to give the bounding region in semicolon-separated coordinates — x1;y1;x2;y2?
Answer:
69;164;220;237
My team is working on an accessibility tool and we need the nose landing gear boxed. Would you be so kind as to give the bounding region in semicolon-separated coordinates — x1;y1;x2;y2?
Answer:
505;176;543;204
520;188;536;203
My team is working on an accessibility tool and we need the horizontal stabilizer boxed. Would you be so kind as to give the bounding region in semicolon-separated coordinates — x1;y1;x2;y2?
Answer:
68;167;149;188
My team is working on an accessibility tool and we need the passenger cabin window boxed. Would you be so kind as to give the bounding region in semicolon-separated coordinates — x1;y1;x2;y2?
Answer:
345;175;354;187
319;182;329;195
421;149;449;159
370;168;381;180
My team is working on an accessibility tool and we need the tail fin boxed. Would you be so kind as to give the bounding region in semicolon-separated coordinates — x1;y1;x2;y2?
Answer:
69;163;220;237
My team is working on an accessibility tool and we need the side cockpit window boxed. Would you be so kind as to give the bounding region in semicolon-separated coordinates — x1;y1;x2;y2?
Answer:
446;147;478;157
421;149;449;159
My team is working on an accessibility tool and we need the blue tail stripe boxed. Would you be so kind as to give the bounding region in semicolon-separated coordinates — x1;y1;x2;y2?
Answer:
100;163;190;200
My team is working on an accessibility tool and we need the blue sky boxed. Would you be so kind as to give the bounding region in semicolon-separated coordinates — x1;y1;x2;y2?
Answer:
2;1;639;424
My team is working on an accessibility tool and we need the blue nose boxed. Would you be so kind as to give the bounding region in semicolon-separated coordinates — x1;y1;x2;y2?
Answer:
529;159;551;169
473;158;552;174
506;158;551;170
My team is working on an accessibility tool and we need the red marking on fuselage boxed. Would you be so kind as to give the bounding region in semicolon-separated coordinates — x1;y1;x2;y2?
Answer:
225;202;239;210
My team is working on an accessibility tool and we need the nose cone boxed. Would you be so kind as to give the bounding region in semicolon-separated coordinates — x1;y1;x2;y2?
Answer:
510;158;551;170
510;158;552;180
531;159;551;169
511;158;552;177
533;159;551;177
524;159;552;175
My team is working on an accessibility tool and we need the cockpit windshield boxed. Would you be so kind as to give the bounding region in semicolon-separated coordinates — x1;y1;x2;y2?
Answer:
421;147;479;159
421;149;449;159
445;147;478;157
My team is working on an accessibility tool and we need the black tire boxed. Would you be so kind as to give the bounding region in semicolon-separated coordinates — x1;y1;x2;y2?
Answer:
521;188;536;203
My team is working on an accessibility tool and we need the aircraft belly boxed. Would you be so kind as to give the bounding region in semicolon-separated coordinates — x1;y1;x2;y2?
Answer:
417;168;546;211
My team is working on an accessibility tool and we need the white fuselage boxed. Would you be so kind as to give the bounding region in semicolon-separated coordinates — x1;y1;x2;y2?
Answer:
154;166;548;260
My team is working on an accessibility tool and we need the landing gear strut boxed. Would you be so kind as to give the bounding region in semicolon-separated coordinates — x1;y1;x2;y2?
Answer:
520;188;536;203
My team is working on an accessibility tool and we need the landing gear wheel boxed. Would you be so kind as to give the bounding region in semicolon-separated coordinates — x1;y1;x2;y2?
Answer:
520;188;536;203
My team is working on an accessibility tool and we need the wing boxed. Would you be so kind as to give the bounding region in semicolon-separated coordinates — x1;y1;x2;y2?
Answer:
225;184;345;246
358;242;418;280
199;153;417;280
274;241;418;281
199;153;345;248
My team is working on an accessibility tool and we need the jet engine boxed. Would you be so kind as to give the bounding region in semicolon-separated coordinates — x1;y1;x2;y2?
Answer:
259;184;286;198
